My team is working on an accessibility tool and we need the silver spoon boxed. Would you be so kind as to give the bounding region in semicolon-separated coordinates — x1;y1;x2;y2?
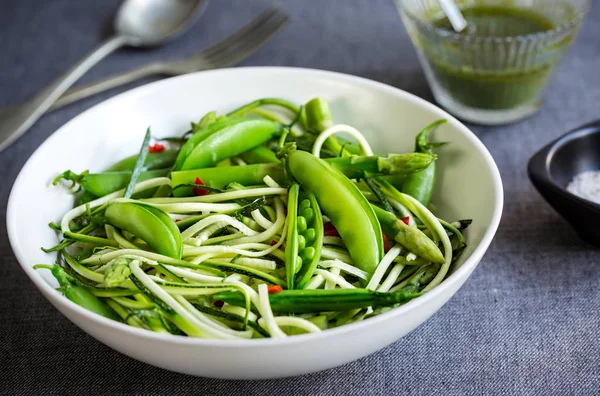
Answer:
0;0;208;153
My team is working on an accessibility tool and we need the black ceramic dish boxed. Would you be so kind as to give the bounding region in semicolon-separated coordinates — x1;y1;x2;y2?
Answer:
528;119;600;246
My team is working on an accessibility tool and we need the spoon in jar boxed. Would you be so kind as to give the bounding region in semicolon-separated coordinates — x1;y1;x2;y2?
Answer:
437;0;467;32
0;0;208;153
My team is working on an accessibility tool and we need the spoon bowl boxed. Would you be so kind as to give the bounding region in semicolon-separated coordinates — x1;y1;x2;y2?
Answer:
115;0;208;46
0;0;208;153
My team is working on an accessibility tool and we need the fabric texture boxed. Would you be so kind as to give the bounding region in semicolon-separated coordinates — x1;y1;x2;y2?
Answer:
1;0;599;394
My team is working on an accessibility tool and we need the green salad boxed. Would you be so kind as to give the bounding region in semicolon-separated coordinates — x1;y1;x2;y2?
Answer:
37;97;470;339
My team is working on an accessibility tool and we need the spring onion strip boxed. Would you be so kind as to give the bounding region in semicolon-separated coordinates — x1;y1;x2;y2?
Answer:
181;215;259;241
129;260;233;339
316;269;356;289
61;177;170;233
377;263;405;293
141;187;286;204
312;124;374;158
318;260;368;280
304;274;325;290
367;245;402;290
257;284;286;338
251;209;274;229
270;317;322;333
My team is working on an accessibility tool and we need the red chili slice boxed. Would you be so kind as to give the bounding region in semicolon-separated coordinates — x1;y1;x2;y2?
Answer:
193;177;209;196
401;216;410;225
148;143;165;153
323;222;339;237
267;285;283;293
382;231;391;252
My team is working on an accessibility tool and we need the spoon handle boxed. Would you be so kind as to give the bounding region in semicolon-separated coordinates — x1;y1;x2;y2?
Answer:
0;35;127;152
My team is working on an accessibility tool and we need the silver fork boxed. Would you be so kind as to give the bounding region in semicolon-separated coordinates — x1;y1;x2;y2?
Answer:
47;7;289;111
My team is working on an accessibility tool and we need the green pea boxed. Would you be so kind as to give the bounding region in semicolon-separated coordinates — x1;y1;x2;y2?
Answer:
300;247;316;263
297;234;306;251
299;199;311;211
303;228;316;245
301;207;314;223
295;257;303;274
297;216;307;233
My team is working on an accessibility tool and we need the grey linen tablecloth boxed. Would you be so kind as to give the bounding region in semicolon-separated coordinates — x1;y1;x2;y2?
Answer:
1;0;599;394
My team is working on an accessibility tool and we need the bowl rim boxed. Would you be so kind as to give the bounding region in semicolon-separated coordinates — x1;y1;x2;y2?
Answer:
528;118;600;212
7;66;504;347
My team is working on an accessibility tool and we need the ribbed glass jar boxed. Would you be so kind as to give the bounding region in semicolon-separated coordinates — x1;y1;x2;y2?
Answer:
396;0;590;125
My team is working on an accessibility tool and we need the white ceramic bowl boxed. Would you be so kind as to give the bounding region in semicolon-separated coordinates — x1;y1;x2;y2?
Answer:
7;67;503;379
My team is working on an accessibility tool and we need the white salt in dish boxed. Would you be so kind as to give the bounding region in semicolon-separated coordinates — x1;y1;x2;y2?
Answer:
566;170;600;204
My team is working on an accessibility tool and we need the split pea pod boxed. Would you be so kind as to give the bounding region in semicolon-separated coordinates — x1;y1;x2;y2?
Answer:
104;201;182;259
284;186;324;289
372;205;444;264
213;288;421;313
294;193;324;289
35;264;122;321
284;146;383;276
177;118;284;171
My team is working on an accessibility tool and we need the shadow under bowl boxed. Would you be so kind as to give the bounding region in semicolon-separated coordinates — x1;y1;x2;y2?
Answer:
528;119;600;246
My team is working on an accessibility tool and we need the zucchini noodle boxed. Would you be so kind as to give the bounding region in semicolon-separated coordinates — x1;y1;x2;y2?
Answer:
40;99;469;340
312;124;374;158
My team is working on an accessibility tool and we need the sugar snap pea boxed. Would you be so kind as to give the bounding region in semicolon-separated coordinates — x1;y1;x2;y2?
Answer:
34;265;122;321
104;202;182;259
178;119;284;171
295;193;324;289
175;117;247;171
55;168;170;198
213;288;421;313
401;120;446;206
283;145;383;276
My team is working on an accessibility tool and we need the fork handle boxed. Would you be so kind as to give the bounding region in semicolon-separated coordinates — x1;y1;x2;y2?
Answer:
0;35;127;152
50;63;169;110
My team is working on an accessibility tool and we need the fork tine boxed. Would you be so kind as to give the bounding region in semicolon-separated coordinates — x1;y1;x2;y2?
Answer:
203;9;289;68
198;8;282;60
